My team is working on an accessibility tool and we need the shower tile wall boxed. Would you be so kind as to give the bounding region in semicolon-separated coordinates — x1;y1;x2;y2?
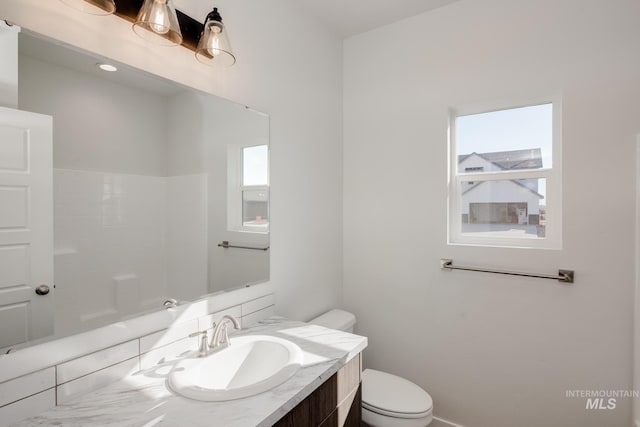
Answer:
165;174;208;303
53;170;209;337
53;169;168;336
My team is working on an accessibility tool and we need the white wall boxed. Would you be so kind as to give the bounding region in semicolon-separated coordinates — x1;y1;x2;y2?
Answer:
343;1;639;426
635;137;640;427
0;22;18;108
165;91;205;176
201;96;270;292
164;92;270;293
1;0;343;322
53;169;168;336
18;55;169;176
164;92;210;301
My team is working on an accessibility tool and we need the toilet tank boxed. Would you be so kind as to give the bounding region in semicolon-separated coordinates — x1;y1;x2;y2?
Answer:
309;309;356;333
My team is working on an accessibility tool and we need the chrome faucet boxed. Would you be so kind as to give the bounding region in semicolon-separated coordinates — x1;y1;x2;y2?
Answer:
209;315;241;351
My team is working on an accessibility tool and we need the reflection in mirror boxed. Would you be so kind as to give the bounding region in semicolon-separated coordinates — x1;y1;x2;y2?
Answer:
0;31;269;351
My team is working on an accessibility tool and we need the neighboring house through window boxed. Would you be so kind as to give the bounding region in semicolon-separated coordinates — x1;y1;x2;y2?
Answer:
449;102;561;249
459;149;544;226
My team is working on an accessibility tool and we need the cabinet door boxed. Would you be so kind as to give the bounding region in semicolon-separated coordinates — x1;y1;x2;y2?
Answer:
0;106;53;350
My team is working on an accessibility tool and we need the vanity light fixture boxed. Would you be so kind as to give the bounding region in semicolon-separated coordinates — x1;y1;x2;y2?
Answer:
97;63;118;72
195;8;236;67
133;0;183;46
59;0;236;66
59;0;116;16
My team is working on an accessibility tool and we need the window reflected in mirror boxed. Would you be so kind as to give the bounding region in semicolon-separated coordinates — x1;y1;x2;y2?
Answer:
241;145;269;232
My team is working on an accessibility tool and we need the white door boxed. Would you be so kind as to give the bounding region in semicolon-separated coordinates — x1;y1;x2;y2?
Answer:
0;106;53;351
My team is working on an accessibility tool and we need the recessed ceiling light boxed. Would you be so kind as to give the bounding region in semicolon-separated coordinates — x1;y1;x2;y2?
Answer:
97;63;118;72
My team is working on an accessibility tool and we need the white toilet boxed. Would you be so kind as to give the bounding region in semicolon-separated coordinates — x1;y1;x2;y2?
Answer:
310;309;433;427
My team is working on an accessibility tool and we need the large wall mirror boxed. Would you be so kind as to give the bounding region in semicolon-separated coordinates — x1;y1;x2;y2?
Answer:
0;29;269;352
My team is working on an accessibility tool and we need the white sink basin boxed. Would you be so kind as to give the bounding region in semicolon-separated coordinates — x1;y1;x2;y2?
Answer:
167;334;304;401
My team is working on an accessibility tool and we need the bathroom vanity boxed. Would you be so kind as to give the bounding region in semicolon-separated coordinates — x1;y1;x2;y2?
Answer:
11;318;367;427
273;352;362;427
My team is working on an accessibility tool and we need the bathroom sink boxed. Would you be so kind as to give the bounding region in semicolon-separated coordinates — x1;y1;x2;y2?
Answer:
167;335;304;401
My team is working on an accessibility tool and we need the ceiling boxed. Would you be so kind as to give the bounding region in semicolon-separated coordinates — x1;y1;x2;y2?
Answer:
296;0;461;38
19;31;183;97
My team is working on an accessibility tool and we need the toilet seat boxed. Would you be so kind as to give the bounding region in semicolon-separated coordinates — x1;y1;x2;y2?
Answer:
363;402;432;419
362;369;433;419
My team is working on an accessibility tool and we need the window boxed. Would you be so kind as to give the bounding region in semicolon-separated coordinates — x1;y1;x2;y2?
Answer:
449;102;561;248
241;145;269;231
227;144;269;233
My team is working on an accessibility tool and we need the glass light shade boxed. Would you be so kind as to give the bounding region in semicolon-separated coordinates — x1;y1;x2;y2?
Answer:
132;0;183;46
195;20;236;67
59;0;116;16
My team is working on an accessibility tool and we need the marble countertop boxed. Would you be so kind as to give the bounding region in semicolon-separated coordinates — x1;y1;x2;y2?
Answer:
13;318;367;427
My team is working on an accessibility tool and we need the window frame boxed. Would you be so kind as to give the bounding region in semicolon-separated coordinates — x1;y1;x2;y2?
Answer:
227;143;270;234
448;98;563;249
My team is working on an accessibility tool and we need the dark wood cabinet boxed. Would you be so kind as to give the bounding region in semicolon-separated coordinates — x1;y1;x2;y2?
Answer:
273;353;361;427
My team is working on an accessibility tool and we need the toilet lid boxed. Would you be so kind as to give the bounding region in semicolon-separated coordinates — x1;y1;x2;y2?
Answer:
362;369;433;419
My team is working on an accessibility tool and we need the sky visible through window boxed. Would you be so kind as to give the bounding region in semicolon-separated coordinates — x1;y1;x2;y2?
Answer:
456;103;552;167
456;103;552;202
243;145;269;186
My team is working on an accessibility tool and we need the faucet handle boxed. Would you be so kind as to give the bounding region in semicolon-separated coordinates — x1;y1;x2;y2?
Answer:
189;330;209;357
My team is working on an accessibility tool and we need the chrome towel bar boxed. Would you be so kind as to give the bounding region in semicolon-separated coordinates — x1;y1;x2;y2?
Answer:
218;241;270;251
440;259;574;284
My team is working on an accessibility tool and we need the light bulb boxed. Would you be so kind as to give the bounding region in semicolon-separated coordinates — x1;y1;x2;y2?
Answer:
149;0;170;34
195;8;235;66
205;22;223;56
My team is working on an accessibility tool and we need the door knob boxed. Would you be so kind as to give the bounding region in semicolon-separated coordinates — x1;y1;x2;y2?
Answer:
35;285;50;295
